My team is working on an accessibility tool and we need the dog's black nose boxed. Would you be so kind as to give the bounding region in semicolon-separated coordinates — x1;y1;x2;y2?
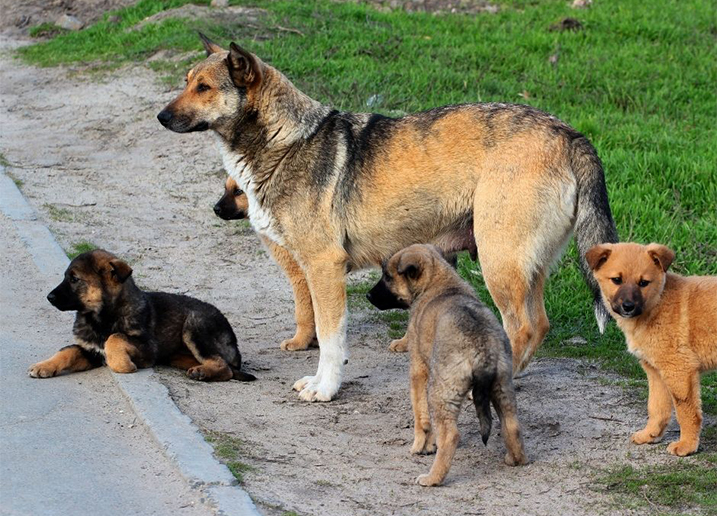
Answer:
47;292;56;304
213;204;222;216
366;292;373;303
621;300;636;313
157;110;173;126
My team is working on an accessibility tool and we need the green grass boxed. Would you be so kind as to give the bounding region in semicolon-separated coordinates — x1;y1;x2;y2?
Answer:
598;453;717;514
28;23;68;38
67;241;98;259
204;431;255;483
44;204;74;222
16;0;717;410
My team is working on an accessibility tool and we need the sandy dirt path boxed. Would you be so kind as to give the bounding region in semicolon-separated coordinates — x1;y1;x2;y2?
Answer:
1;34;705;516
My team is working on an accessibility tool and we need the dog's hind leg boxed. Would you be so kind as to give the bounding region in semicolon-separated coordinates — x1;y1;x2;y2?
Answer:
416;381;463;487
491;370;527;466
263;237;317;351
181;322;235;382
167;353;201;370
292;248;349;402
631;361;672;445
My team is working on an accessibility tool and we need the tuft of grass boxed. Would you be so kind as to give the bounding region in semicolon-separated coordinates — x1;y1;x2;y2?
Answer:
67;241;98;259
0;152;12;168
28;23;68;39
44;204;74;222
204;431;255;483
598;457;717;513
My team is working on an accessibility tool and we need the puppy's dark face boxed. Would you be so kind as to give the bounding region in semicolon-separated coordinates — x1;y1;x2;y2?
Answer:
587;242;674;319
214;176;249;220
367;244;438;310
47;250;133;314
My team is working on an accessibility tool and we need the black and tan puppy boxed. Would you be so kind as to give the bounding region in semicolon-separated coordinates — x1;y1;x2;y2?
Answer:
367;244;526;486
28;249;255;382
214;176;249;220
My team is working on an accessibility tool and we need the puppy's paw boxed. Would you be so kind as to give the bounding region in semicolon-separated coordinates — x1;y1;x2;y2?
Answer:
667;440;698;457
187;366;207;381
416;474;440;487
631;429;663;445
280;335;316;351
107;360;137;374
28;361;59;378
388;338;408;353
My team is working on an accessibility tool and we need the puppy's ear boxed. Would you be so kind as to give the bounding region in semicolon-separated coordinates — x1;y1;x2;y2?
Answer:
226;43;262;88
585;244;612;271
646;243;675;272
109;259;133;283
198;32;223;56
397;251;424;281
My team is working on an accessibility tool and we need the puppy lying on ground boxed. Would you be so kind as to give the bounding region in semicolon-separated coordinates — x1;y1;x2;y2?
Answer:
29;249;255;382
367;244;527;486
587;242;716;456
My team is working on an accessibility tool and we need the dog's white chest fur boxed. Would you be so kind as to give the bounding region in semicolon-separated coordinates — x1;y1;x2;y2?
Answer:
216;139;284;245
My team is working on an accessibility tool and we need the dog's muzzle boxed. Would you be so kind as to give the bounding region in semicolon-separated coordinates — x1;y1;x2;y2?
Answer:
366;280;409;311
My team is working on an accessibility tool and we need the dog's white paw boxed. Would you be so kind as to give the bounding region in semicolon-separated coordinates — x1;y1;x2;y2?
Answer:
296;376;338;402
292;375;315;392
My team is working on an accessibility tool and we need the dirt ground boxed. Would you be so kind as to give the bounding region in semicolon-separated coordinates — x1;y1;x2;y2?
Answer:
1;32;710;516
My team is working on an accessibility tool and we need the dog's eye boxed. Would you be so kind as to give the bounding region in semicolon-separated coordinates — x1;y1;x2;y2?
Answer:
638;279;651;288
234;188;243;196
69;274;79;284
196;83;211;93
610;277;622;285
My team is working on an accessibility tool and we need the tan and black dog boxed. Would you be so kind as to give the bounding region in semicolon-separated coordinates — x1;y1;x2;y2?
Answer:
158;34;618;401
367;245;526;486
28;249;255;382
587;242;717;456
213;176;317;351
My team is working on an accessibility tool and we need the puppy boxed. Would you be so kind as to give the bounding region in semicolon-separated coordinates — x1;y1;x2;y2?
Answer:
29;249;255;382
214;176;249;220
367;244;527;486
587;242;717;456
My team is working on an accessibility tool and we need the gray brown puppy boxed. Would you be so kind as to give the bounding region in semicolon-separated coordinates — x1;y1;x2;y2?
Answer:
367;244;527;486
29;249;255;382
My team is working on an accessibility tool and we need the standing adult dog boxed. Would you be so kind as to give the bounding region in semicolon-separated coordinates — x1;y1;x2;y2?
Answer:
158;34;618;401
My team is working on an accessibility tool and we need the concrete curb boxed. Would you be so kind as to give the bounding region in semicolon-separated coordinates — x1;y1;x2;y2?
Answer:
0;166;261;516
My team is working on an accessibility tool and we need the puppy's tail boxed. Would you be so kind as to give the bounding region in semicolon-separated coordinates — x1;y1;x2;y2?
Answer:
571;134;619;333
472;375;494;446
230;365;257;382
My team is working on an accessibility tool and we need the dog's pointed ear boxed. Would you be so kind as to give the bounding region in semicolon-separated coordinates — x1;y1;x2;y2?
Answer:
198;32;223;56
109;259;133;283
585;244;612;271
397;250;425;281
646;243;675;272
226;42;262;88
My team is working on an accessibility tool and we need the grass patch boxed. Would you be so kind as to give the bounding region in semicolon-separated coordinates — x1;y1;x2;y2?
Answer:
67;241;98;259
16;0;717;412
44;204;74;222
28;23;68;39
598;456;717;514
204;431;255;483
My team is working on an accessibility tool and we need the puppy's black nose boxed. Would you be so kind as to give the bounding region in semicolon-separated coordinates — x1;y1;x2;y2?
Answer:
213;204;222;216
366;292;373;303
157;110;172;126
621;300;636;313
47;292;56;304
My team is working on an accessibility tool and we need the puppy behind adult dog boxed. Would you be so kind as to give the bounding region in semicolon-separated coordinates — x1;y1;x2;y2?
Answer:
368;244;527;486
213;177;318;351
28;249;256;382
587;242;717;456
158;34;618;401
214;176;249;220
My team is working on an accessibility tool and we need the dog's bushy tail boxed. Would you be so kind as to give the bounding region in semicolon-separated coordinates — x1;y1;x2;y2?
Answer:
571;134;619;333
230;365;257;382
472;374;494;446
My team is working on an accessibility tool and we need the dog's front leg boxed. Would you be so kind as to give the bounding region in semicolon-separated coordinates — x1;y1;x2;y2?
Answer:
292;250;348;402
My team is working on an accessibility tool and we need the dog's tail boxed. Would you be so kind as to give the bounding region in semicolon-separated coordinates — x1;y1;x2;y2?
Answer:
230;365;257;382
571;133;619;333
472;373;494;446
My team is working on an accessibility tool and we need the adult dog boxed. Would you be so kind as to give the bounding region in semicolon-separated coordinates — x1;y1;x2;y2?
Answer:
157;34;618;401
